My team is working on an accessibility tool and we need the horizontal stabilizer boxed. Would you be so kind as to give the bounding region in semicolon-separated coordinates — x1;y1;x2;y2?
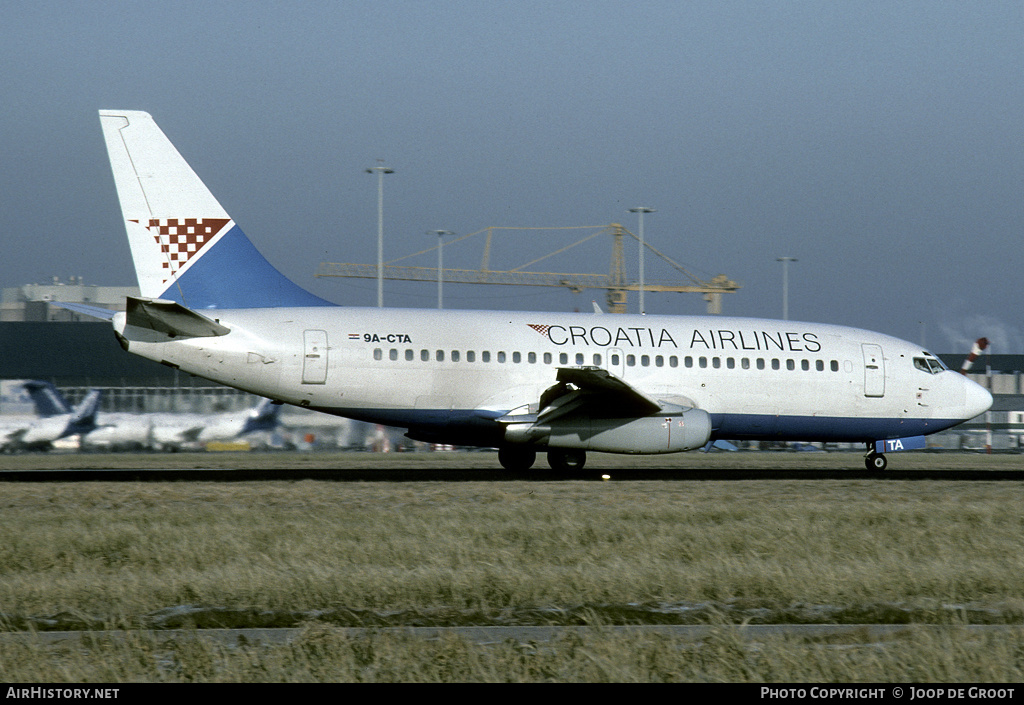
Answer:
50;302;117;320
126;297;230;338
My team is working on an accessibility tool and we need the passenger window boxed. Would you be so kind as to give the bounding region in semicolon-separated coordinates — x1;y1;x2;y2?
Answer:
699;357;708;369
497;351;506;363
831;360;840;372
593;354;602;366
467;351;476;362
801;359;810;371
544;352;552;365
757;359;766;370
559;353;568;365
772;359;781;370
786;359;795;371
421;349;429;362
742;358;750;370
452;350;460;362
576;353;585;365
712;357;721;369
610;354;619;365
482;351;491;363
626;355;636;367
726;357;735;369
374;348;383;361
685;356;694;368
405;349;414;361
655;355;664;367
512;351;521;363
389;349;398;361
436;350;444;362
641;355;650;367
528;352;537;363
670;356;678;368
816;359;824;371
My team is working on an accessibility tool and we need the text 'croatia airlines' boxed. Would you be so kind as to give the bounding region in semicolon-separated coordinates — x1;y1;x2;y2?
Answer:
91;110;991;471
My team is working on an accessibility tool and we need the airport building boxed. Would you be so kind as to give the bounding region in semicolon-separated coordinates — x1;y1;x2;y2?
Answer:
1;280;138;323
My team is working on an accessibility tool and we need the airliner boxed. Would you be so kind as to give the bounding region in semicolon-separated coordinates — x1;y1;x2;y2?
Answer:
80;110;992;471
82;397;282;451
76;395;279;451
2;386;101;452
0;381;74;450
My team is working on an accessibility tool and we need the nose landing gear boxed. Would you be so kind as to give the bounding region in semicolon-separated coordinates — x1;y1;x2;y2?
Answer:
865;449;888;471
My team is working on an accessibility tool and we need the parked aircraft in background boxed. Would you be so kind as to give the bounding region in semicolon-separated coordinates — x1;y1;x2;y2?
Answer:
77;110;991;471
0;381;72;448
82;396;282;451
2;386;101;452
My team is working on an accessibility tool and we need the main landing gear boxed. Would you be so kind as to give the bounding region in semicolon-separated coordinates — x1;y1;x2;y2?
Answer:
546;448;587;472
497;447;536;471
497;447;587;472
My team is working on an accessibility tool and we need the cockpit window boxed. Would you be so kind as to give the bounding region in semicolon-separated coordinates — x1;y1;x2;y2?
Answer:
914;356;947;375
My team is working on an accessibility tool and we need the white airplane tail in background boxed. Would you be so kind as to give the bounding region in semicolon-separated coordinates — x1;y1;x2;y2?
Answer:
99;110;334;310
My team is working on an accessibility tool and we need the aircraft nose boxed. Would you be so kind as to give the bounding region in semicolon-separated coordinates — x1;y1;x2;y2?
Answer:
963;377;993;420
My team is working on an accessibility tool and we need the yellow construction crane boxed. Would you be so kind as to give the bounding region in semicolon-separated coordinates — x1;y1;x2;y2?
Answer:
314;224;740;314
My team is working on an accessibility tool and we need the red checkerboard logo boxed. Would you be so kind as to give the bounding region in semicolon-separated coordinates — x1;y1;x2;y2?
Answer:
132;218;230;283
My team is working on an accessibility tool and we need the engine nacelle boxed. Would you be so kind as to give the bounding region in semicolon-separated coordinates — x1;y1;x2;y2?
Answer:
505;408;712;454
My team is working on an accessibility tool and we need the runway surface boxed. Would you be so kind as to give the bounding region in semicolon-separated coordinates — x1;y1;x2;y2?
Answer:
0;449;1020;482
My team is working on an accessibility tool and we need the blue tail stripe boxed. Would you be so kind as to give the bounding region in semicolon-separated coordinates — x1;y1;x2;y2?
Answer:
158;224;335;309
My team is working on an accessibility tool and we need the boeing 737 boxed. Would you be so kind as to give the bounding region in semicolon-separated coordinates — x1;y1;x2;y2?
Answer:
82;110;991;471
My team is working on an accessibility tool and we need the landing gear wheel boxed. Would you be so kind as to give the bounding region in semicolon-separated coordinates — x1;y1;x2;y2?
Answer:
865;452;887;471
547;449;587;472
498;447;536;471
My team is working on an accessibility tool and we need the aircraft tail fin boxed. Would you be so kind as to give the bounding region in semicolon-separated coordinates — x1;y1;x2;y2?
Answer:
66;390;101;438
98;110;334;310
23;381;72;417
241;398;282;435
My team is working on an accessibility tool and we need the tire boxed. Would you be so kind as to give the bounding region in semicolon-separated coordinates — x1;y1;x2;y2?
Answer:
498;447;536;471
865;452;887;471
547;448;587;472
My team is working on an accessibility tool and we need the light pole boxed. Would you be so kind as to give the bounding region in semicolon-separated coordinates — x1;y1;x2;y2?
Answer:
628;207;656;314
366;163;394;307
776;257;797;321
428;230;454;309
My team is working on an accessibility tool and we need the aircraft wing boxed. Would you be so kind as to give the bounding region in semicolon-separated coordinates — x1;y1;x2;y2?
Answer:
542;367;661;419
494;366;665;428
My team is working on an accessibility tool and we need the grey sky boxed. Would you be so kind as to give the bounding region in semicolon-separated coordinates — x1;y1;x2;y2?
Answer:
2;1;1022;352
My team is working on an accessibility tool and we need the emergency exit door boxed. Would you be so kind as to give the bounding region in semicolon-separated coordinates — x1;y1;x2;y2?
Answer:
862;344;884;397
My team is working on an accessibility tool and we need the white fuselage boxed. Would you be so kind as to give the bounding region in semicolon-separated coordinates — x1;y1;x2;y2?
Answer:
113;306;992;450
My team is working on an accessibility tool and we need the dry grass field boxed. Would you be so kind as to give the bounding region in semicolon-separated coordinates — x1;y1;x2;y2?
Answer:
1;450;1022;681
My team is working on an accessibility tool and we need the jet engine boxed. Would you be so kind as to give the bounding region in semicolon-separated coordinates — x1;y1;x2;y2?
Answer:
504;407;712;454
